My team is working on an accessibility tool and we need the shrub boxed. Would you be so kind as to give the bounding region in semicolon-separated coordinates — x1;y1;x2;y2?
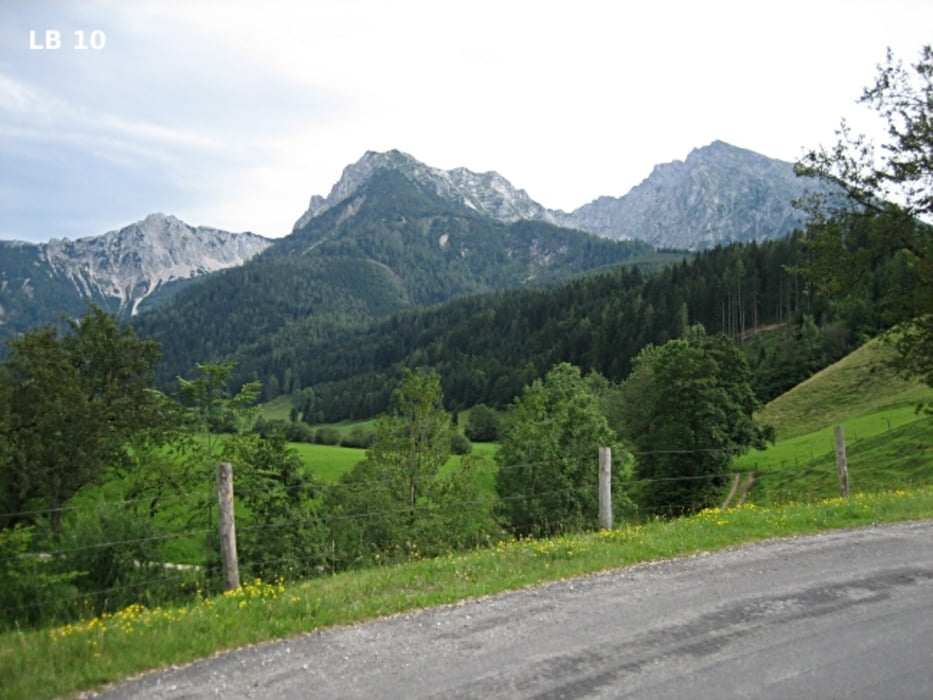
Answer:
0;525;80;630
285;421;315;443
341;428;375;449
314;426;342;445
56;506;197;616
450;430;472;455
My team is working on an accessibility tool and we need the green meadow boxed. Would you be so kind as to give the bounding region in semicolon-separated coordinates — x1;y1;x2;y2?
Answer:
734;336;933;503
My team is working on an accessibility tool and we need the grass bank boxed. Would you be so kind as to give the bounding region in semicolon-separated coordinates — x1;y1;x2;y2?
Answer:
733;335;933;504
2;487;931;700
756;335;932;440
735;414;933;503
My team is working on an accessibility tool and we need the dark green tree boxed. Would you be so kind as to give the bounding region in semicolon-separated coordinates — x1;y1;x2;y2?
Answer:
0;306;171;535
617;328;772;516
494;362;630;537
322;368;494;569
464;403;502;442
795;44;933;389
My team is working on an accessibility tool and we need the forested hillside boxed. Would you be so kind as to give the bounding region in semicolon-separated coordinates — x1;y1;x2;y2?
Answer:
134;169;672;388
0;215;270;348
263;232;898;422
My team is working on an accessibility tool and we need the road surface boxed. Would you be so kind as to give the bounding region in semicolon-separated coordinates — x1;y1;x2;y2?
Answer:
98;520;933;699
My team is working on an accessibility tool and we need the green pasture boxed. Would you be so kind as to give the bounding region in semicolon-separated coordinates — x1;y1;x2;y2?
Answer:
735;411;933;504
290;442;367;482
291;440;499;488
735;336;933;504
758;336;932;440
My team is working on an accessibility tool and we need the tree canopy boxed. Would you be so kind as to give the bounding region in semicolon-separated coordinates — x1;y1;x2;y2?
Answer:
495;362;628;537
796;44;933;389
0;306;173;534
616;329;772;516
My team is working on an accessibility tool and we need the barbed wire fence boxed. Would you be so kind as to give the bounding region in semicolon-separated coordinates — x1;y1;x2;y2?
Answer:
0;427;874;630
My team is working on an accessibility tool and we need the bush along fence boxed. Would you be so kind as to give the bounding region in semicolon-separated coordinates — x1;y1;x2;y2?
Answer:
0;428;877;627
213;447;631;591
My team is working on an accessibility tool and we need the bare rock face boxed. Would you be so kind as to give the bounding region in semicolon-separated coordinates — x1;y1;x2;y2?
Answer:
39;214;271;315
0;213;271;338
295;142;817;252
553;141;815;250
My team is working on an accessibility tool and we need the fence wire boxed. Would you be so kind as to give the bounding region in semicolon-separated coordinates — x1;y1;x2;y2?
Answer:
0;446;864;628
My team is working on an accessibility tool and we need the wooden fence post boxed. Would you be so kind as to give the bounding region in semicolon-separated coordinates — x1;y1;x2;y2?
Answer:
834;426;849;499
216;462;240;590
598;447;613;530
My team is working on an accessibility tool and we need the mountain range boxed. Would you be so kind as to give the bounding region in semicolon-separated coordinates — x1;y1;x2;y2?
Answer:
1;141;819;374
0;214;270;339
294;140;811;250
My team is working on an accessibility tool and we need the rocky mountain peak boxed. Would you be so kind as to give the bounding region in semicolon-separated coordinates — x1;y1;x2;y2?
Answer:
41;214;272;315
555;140;815;249
293;150;556;231
293;142;816;251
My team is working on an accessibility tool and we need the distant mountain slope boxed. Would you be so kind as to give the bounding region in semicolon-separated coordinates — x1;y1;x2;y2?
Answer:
295;143;816;252
136;161;667;388
554;141;815;249
277;167;656;301
244;236;825;420
0;214;271;343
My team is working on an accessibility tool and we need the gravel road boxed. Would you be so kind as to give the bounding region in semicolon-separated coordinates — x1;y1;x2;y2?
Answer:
97;520;933;699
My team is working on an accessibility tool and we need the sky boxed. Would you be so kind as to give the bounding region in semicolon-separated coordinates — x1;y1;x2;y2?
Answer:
1;0;931;244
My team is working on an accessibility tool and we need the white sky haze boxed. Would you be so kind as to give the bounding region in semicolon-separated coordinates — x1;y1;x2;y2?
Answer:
1;0;931;243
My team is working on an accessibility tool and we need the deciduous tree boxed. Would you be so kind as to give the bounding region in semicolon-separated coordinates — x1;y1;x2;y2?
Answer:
367;368;453;520
219;430;322;582
0;306;170;535
322;368;494;569
795;44;933;388
617;328;771;516
494;362;629;537
464;403;502;442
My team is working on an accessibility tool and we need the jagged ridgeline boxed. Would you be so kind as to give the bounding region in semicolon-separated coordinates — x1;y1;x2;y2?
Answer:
553;140;809;248
3;142;825;405
0;214;271;347
135;165;667;389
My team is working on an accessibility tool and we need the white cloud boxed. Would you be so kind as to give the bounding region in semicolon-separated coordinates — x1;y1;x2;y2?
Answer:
2;0;932;241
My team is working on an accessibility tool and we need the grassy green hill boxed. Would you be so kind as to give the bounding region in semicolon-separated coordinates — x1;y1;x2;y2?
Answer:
734;336;933;503
755;336;931;439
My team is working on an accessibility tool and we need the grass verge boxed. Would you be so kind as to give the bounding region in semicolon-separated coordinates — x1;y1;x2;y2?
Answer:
2;487;931;700
734;413;933;503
